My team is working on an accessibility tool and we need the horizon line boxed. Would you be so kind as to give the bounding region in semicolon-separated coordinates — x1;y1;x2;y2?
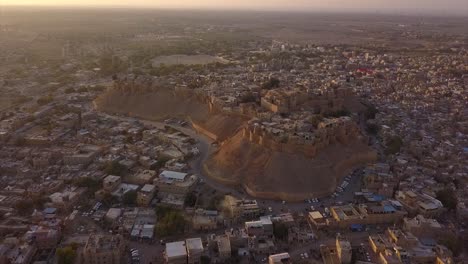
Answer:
1;4;468;17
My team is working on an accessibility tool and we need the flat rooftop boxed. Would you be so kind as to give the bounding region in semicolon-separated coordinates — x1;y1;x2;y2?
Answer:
166;241;187;258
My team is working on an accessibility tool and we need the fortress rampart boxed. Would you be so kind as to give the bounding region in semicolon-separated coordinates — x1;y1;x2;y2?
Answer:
241;117;363;158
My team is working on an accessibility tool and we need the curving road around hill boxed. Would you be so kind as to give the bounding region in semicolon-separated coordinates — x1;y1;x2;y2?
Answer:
97;111;245;197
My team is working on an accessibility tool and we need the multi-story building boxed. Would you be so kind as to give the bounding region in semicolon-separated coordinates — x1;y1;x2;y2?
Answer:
165;241;187;264
186;238;203;264
137;184;156;206
103;175;121;192
396;191;444;217
308;211;327;229
268;252;292;264
402;215;445;239
154;170;198;197
224;196;260;218
336;235;352;264
329;202;407;228
216;235;231;259
245;221;265;237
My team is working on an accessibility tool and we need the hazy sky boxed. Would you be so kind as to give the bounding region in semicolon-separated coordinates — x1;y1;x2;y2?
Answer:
3;0;468;14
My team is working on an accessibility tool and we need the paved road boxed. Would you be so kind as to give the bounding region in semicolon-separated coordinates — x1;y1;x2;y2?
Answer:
98;112;247;198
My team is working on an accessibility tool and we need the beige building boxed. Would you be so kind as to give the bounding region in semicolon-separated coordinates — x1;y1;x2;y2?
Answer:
330;203;406;228
103;175;121;192
268;252;291;264
396;191;443;217
336;235;352;264
402;215;444;239
49;187;86;211
82;234;125;264
131;170;157;185
216;235;231;259
224;196;260;218
154;170;198;197
308;211;327;229
186;238;203;264
137;184;156;206
165;241;187;264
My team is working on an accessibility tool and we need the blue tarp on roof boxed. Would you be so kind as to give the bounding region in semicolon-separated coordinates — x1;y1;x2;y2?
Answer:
43;208;57;214
420;238;437;246
350;224;365;231
372;195;385;202
383;205;396;213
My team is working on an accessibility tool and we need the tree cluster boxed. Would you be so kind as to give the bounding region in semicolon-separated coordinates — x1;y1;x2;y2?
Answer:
261;77;280;90
155;206;186;237
103;161;127;176
385;135;403;155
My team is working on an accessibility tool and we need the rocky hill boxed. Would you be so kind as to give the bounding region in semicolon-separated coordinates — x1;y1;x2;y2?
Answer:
95;75;377;201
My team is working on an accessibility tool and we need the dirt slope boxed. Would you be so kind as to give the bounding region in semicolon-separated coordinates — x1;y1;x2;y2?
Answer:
95;89;244;141
204;130;377;201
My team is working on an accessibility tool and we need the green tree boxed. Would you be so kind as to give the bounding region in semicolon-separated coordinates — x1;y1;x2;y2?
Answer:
309;115;323;128
184;192;197;208
15;200;34;216
77;86;89;93
64;87;76;94
155;157;171;170
261;77;280;90
436;189;458;211
101;192;118;207
273;222;289;241
155;208;186;237
200;256;211;264
439;233;464;257
14;137;26;146
56;247;77;264
364;105;379;120
385;136;403;155
123;190;137;206
104;161;127;176
74;177;101;193
37;95;54;106
324;109;351;118
239;92;257;103
366;123;380;135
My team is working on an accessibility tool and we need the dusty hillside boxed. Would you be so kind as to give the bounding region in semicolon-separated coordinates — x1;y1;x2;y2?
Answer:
96;88;376;201
95;88;210;121
204;130;377;201
191;114;246;141
95;89;244;141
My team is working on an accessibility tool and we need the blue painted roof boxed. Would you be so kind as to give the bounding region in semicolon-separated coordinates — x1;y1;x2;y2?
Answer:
383;205;396;212
372;195;385;201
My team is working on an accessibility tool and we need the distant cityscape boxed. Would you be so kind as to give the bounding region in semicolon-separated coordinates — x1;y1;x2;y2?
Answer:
0;8;467;264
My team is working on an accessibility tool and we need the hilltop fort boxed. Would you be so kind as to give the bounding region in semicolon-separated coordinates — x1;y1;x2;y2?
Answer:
95;74;376;201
